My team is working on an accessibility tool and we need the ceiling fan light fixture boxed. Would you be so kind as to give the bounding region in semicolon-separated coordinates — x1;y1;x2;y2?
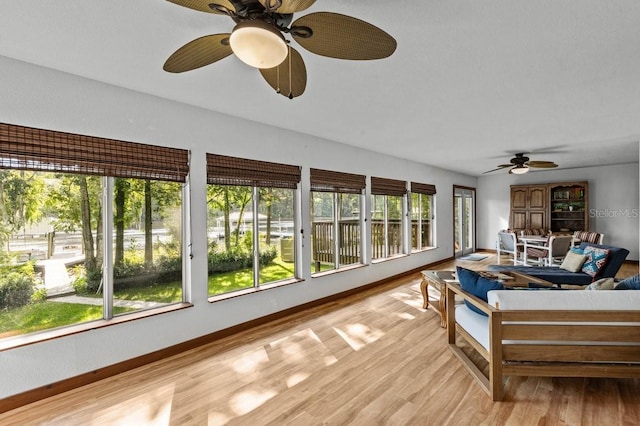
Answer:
511;165;529;174
229;21;288;69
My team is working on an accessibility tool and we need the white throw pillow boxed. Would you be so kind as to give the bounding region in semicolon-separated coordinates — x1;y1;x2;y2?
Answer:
559;251;587;272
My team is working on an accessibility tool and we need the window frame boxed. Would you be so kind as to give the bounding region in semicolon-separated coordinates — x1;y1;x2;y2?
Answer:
206;154;302;299
410;181;437;252
371;177;408;261
0;122;192;345
310;169;366;275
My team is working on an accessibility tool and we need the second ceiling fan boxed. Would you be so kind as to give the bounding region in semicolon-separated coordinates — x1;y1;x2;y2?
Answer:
483;153;558;175
163;0;397;99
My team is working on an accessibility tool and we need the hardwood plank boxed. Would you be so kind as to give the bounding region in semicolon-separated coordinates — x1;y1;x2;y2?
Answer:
0;253;638;425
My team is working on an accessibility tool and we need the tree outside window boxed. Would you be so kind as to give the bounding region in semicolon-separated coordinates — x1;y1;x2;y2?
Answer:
0;123;189;340
206;154;300;297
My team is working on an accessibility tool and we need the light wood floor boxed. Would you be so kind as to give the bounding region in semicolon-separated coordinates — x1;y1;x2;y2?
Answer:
1;254;638;425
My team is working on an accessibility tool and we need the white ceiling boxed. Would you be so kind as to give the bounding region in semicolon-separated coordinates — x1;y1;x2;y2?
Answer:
1;0;639;176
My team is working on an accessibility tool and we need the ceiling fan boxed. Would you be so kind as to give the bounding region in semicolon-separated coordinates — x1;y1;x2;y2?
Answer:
483;153;559;175
163;0;397;99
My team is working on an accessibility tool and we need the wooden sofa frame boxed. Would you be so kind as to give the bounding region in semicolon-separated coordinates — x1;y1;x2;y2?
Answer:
446;283;640;401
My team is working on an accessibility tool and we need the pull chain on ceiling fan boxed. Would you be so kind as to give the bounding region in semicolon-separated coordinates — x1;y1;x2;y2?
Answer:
163;0;397;99
482;153;559;175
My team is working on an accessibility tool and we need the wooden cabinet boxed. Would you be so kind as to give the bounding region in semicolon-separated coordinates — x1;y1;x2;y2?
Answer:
510;184;548;230
549;181;589;233
509;181;589;233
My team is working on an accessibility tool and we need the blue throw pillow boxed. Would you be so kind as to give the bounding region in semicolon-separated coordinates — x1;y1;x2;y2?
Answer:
456;267;504;316
615;274;640;290
581;246;610;278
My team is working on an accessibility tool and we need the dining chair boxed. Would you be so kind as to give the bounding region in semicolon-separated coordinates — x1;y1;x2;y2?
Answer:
572;231;604;246
524;235;573;266
496;231;524;265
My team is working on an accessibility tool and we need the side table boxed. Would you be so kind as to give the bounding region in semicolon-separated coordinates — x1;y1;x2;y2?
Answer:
420;270;457;327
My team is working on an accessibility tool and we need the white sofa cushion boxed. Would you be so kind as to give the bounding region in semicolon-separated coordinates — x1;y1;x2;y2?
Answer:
456;290;640;351
455;305;489;350
487;289;640;311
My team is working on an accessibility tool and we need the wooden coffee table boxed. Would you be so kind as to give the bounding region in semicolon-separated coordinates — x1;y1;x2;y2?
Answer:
420;270;554;327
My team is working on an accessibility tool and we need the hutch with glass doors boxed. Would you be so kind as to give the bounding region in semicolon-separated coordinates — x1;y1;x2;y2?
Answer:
548;181;589;233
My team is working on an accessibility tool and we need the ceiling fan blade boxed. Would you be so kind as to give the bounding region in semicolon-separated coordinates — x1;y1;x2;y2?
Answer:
291;12;397;60
526;161;558;168
259;47;307;99
482;164;511;174
258;0;315;14
163;34;233;73
166;0;235;15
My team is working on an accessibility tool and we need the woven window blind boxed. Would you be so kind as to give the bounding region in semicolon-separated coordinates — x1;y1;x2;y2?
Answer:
310;168;365;194
411;182;437;195
0;122;189;182
207;154;301;189
371;176;407;196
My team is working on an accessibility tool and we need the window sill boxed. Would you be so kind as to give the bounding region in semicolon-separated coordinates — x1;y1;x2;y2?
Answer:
0;302;193;352
411;246;437;254
371;253;409;264
311;263;367;278
208;278;304;303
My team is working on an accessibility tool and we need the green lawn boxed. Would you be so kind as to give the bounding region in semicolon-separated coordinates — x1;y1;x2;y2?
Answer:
0;257;322;338
0;302;131;337
208;260;295;295
114;283;183;303
75;258;297;303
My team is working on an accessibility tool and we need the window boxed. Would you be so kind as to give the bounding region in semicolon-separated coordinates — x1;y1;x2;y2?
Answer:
371;177;407;260
207;154;300;297
0;123;189;339
410;182;436;251
310;168;365;273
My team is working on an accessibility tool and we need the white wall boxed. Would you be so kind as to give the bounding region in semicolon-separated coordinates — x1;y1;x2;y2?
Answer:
477;162;639;260
0;56;477;398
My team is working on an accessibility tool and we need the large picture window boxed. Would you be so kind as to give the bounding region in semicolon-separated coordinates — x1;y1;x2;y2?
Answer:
410;182;436;251
0;123;189;339
207;154;300;297
371;177;407;261
310;168;365;274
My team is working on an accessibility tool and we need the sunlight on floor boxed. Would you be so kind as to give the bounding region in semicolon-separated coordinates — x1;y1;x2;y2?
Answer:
89;383;175;425
333;323;384;351
208;411;230;425
209;323;386;422
396;312;415;320
287;372;310;387
390;290;423;310
324;354;338;366
230;388;278;416
230;346;269;375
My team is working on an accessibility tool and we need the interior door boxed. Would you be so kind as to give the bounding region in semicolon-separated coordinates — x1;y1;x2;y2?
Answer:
454;186;476;257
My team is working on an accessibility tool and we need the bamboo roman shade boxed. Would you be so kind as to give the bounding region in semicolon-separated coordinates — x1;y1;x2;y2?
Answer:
310;168;366;194
371;176;407;196
207;154;301;189
411;182;437;195
0;122;189;182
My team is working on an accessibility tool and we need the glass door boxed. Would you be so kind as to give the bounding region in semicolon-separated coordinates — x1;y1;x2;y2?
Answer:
454;186;475;257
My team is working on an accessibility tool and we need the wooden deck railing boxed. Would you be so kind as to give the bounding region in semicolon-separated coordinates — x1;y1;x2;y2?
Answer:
312;220;361;266
312;220;431;266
